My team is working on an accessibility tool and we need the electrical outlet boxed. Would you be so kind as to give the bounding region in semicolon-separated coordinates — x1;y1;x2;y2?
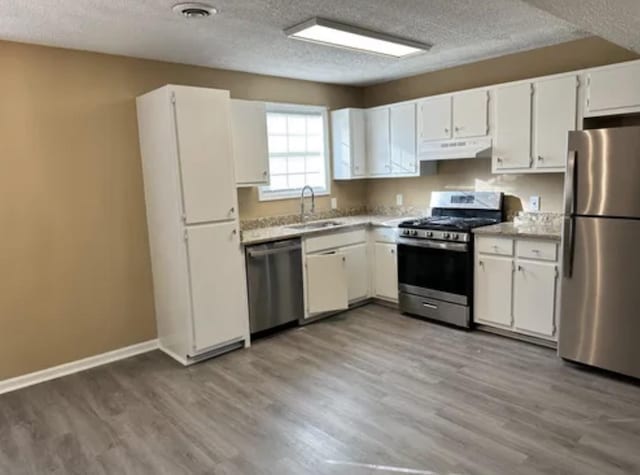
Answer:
529;196;540;211
331;197;337;210
396;194;404;206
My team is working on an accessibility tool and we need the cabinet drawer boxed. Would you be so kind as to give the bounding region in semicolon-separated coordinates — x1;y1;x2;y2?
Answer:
305;228;367;254
371;227;398;244
516;240;557;261
476;236;514;256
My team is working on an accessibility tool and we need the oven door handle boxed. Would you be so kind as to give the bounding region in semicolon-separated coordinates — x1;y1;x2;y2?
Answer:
397;237;469;252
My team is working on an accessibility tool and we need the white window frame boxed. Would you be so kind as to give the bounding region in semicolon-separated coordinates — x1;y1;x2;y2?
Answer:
258;103;331;201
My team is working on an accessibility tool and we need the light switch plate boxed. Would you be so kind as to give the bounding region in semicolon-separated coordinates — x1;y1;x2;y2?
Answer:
529;196;540;211
396;194;404;206
331;197;337;210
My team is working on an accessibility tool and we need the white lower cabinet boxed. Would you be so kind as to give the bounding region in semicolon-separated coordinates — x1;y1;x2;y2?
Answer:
475;255;513;327
303;229;369;318
344;243;370;303
475;235;559;341
305;252;349;316
374;242;398;302
513;261;557;337
186;222;248;353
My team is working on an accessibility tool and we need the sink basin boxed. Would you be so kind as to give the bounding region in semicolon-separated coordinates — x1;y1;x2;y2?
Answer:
287;220;344;230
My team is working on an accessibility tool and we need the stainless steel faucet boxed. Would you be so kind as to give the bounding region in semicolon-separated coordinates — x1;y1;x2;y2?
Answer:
300;185;315;223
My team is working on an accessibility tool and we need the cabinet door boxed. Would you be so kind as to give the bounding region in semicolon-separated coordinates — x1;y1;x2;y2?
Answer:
231;100;269;186
453;90;488;138
305;252;349;316
331;109;351;180
343;244;369;302
494;83;532;170
186;222;247;354
533;76;577;170
351;109;367;177
418;96;452;141
475;256;513;327
513;261;557;337
366;108;391;176
172;86;236;224
374;243;398;302
587;62;640;115
390;102;417;175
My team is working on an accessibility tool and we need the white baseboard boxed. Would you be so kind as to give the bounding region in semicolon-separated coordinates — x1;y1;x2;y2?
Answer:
0;339;159;395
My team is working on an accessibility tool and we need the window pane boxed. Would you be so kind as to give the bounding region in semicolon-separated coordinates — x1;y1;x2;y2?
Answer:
307;135;323;153
268;135;287;153
306;173;325;188
307;115;323;135
288;174;306;189
288;116;306;135
270;157;287;174
267;114;287;134
288;136;306;153
268;175;288;190
306;155;324;173
288;156;306;174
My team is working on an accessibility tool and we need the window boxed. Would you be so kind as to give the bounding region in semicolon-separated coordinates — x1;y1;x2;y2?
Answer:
259;104;330;201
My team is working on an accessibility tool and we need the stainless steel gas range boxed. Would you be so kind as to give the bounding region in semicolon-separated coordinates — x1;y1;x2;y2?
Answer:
397;191;503;328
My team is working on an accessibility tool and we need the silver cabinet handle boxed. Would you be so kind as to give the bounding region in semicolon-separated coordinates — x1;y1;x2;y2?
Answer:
444;128;449;133
390;248;395;254
262;171;268;176
229;207;235;214
232;229;237;235
478;260;484;267
537;155;544;161
422;302;438;309
517;265;523;271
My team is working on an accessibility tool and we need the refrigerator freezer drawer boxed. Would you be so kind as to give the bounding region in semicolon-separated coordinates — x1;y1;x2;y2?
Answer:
559;216;640;379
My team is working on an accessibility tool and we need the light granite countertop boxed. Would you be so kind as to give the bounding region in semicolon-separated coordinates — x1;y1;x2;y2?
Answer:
241;215;414;245
473;221;562;241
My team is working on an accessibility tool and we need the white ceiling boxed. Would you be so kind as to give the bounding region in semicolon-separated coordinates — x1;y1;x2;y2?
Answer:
0;0;627;86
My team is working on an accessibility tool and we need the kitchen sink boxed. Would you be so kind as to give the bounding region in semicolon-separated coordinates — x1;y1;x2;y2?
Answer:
287;220;344;230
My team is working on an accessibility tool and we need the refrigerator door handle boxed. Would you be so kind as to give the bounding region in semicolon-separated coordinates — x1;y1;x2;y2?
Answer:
563;150;577;278
563;217;575;278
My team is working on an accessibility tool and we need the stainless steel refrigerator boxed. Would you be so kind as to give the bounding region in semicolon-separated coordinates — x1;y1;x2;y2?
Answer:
559;126;640;379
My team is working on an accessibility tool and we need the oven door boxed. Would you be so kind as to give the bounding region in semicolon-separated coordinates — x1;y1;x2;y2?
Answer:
397;237;471;305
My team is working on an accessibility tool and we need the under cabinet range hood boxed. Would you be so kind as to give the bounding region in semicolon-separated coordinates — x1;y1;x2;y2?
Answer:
418;137;492;161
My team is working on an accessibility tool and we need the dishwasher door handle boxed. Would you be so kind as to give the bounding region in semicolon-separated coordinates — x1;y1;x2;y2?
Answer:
248;245;302;258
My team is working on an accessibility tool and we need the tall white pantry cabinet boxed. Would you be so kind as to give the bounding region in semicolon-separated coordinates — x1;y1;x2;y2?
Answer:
136;85;250;365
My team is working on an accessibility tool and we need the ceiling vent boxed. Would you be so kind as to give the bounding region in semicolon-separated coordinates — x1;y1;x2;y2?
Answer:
172;3;218;19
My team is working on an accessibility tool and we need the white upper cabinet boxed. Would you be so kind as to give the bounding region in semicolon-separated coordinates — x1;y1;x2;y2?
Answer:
172;86;236;224
366;107;392;176
493;82;533;171
417;95;452;141
332;108;366;180
533;75;578;170
231;99;269;187
586;61;640;116
390;102;417;175
453;90;489;138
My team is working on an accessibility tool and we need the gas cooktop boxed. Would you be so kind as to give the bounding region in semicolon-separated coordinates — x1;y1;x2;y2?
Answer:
398;216;499;232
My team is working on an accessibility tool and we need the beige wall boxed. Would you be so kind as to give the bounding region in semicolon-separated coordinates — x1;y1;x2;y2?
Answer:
366;160;565;215
0;40;362;380
363;37;638;214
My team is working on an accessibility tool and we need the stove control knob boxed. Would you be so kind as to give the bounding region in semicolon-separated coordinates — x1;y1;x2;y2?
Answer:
410;230;418;236
444;232;451;240
452;234;459;241
402;229;410;236
426;231;434;238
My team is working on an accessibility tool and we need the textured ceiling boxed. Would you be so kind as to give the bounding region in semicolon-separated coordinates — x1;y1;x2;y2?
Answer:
0;0;590;85
524;0;640;53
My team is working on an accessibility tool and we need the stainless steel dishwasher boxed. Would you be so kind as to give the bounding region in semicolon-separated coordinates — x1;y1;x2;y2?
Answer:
245;239;304;334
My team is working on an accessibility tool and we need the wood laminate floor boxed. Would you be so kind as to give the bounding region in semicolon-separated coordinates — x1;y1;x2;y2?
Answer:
1;304;639;475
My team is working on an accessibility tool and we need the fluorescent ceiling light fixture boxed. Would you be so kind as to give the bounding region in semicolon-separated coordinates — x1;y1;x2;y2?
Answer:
285;18;431;58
